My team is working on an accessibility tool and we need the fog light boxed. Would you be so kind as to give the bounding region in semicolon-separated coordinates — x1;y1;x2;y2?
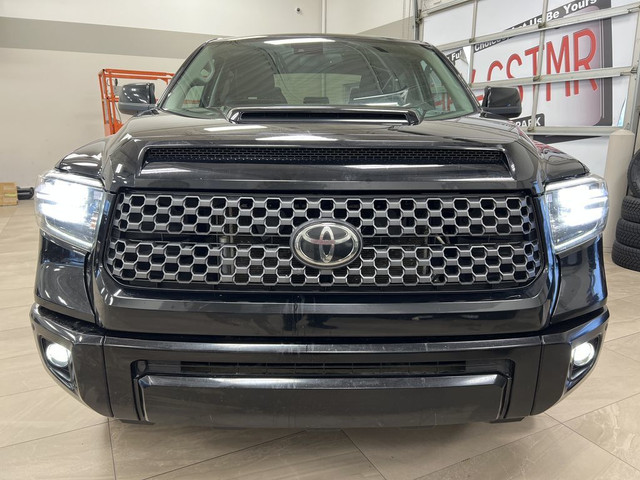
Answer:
572;342;596;368
45;343;71;368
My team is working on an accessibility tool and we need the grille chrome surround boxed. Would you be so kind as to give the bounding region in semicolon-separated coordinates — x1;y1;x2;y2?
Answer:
106;192;543;291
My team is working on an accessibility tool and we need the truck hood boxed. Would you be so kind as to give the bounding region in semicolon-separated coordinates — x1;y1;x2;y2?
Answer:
58;111;588;194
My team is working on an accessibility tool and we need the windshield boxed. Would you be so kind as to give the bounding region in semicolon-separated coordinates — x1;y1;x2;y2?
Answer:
161;37;477;120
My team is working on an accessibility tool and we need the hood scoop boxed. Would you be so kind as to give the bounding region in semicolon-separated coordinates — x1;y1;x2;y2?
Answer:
142;145;508;168
226;106;421;125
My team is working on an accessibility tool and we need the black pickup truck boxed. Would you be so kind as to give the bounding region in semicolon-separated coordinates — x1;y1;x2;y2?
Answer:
32;34;609;427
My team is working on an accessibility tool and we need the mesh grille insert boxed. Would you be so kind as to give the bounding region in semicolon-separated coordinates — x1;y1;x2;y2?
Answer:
105;192;543;292
141;360;513;378
143;147;507;166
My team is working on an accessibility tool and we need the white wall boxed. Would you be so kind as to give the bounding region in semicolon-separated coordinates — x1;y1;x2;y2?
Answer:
0;0;323;36
548;138;610;177
0;0;325;186
326;0;412;35
0;0;415;186
1;0;413;36
0;47;182;186
422;0;465;9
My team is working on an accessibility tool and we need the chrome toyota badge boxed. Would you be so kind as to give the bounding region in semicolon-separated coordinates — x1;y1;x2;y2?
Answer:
291;220;362;269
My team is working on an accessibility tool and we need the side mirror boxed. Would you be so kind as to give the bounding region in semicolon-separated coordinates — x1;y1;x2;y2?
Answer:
481;86;522;119
118;83;156;115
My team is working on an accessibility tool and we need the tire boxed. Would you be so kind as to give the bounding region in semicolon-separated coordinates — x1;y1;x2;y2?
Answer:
621;195;640;223
616;219;640;249
628;150;640;197
612;240;640;272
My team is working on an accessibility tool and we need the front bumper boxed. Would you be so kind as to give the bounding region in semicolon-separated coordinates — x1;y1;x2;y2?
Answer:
31;304;608;428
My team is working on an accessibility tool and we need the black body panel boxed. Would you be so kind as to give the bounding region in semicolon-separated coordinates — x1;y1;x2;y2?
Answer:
138;374;509;427
552;238;608;322
92;266;551;337
34;34;605;427
93;112;582;194
35;238;94;322
30;304;608;426
38;109;607;339
57;138;105;178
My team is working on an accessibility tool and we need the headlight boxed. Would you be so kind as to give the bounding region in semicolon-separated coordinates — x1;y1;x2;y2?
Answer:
544;174;608;254
35;170;105;252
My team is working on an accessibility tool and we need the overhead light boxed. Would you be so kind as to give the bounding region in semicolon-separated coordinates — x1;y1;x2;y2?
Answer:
203;125;266;132
264;38;335;45
257;134;337;142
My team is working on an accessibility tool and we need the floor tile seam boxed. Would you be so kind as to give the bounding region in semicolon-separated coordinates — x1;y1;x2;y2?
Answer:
549;390;640;424
0;304;34;312
610;295;640;307
0;302;34;311
563;419;640;474
0;325;36;333
601;345;640;363
0;384;53;400
107;418;118;480
604;338;640;356
0;419;107;450
343;430;390;480
0;286;35;293
0;351;42;362
355;421;560;480
138;429;310;480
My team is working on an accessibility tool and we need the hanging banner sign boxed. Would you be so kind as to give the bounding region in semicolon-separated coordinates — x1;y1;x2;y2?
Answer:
447;0;614;127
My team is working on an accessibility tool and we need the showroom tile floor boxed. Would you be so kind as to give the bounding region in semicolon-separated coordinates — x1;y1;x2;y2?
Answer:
2;200;640;479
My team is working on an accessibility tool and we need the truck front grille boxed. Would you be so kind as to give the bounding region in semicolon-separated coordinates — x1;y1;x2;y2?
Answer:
105;192;543;291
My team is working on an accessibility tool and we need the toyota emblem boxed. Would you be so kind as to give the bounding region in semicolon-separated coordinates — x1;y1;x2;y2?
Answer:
291;220;362;269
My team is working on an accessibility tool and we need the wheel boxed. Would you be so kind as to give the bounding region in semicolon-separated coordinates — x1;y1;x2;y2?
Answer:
621;195;640;223
612;240;640;272
616;219;640;249
628;150;640;197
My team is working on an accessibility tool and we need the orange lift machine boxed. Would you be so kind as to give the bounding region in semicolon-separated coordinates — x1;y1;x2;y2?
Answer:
98;69;174;136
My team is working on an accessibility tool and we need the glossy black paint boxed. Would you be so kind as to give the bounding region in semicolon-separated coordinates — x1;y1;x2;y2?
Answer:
54;111;588;196
531;140;589;183
92;270;552;337
57;139;105;178
117;83;156;116
30;303;607;425
35;34;607;425
35;237;94;322
35;214;601;339
482;86;522;119
33;191;605;339
82;111;585;194
54;37;588;192
85;193;557;338
532;308;608;415
139;374;509;427
552;238;608;322
31;305;112;417
227;105;422;125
